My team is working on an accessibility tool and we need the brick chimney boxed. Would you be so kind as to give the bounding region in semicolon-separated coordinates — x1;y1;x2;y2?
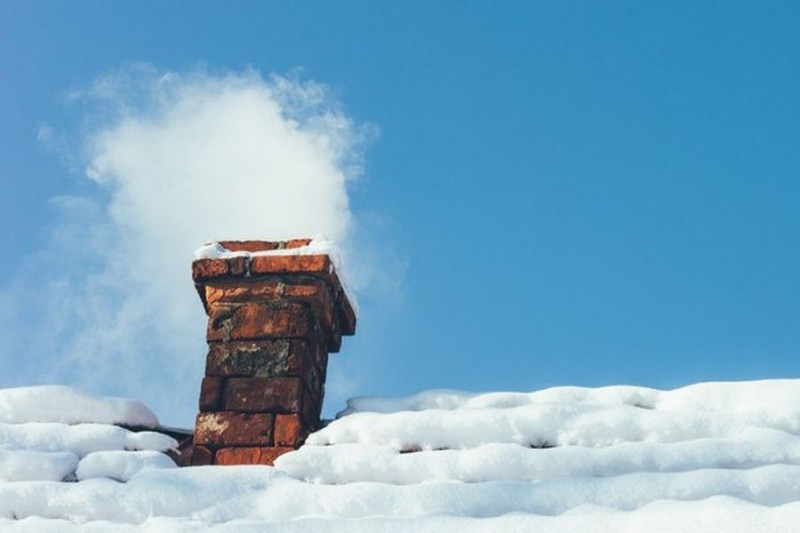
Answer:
189;239;356;466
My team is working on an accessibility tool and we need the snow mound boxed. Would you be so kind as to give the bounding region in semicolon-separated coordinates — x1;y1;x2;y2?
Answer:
0;385;159;427
76;450;177;482
305;380;800;450
338;379;800;416
0;450;78;482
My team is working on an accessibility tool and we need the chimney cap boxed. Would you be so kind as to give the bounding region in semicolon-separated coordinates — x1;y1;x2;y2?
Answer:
191;238;356;337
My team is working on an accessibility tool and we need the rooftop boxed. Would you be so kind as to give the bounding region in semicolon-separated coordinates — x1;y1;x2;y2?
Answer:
2;380;800;531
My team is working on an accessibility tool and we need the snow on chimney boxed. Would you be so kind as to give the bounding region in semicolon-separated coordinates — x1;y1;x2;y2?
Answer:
189;238;356;466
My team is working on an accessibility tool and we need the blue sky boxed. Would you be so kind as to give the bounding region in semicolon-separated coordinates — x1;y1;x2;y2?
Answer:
1;1;799;425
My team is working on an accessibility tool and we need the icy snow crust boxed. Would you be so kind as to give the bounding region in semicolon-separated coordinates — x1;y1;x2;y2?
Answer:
4;381;800;531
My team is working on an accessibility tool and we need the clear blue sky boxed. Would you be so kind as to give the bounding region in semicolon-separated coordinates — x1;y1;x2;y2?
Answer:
1;1;799;421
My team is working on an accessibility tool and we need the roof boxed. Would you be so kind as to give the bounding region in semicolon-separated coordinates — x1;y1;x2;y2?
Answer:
2;380;800;531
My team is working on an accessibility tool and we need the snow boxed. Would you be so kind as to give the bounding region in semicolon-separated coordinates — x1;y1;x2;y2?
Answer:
0;385;159;427
0;450;78;482
0;421;175;457
303;380;800;451
4;503;800;533
3;380;800;531
3;465;800;531
76;450;177;482
276;430;800;484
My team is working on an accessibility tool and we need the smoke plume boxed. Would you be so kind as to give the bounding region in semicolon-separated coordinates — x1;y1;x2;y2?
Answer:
1;66;373;425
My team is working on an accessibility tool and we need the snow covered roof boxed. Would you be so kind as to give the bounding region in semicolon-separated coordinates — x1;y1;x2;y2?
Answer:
3;380;800;531
0;386;177;487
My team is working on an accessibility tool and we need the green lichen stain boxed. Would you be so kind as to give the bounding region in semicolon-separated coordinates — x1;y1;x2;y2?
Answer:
248;341;291;377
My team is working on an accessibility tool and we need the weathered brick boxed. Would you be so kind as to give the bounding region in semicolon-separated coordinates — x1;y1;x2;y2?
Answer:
205;340;314;378
191;445;214;466
282;283;319;299
228;256;247;276
168;437;195;467
338;288;357;336
230;303;309;340
326;323;342;353
299;337;325;404
250;254;331;276
302;385;322;426
194;412;273;446
199;376;224;411
205;280;282;307
285;238;312;249
307;373;325;409
312;341;329;384
217;241;280;253
206;305;234;342
192;259;229;280
224;377;304;412
214;239;312;254
284;280;335;333
215;446;294;466
274;414;305;447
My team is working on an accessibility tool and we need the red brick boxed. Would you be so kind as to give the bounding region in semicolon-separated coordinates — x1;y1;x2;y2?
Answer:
274;414;305;447
228;256;247;276
285;281;334;331
218;241;280;253
205;280;282;307
311;341;328;383
230;303;309;340
326;326;342;353
250;254;331;276
192;259;229;280
302;385;322;425
215;446;294;466
205;340;317;381
224;377;304;412
167;436;195;467
194;412;273;446
199;376;224;411
206;306;234;342
337;289;357;336
191;445;214;466
285;238;312;249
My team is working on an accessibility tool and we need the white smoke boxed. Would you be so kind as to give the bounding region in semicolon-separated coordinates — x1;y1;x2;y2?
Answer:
1;65;376;425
